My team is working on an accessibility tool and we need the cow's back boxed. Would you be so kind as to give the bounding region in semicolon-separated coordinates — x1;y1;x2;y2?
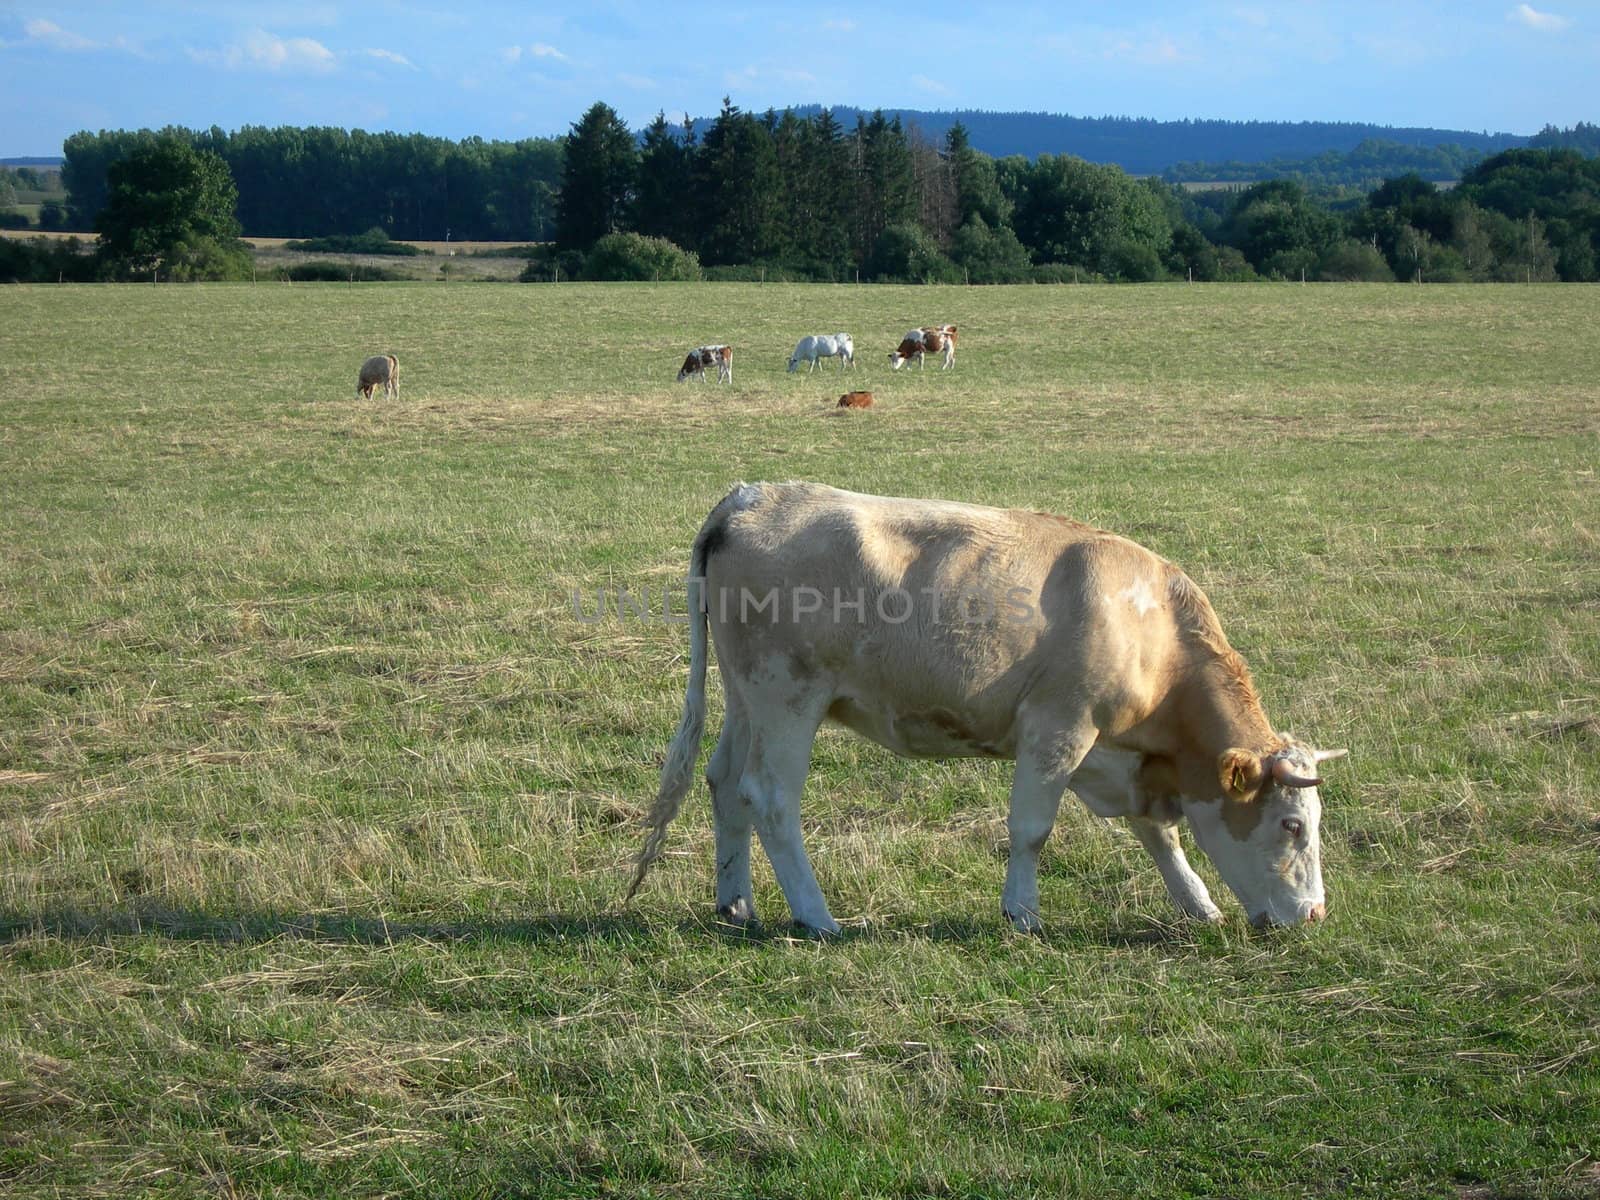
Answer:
701;483;1186;755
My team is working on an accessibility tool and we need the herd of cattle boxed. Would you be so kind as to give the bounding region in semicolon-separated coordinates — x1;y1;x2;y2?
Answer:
676;324;959;385
355;326;958;400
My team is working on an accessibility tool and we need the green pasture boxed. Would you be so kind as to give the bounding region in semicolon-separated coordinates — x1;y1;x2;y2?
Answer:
1;281;1596;1197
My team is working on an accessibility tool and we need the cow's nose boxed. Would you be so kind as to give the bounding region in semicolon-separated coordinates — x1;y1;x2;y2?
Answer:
1307;902;1327;923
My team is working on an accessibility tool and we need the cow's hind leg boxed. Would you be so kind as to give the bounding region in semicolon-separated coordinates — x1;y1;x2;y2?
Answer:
707;694;757;925
739;698;836;935
1002;722;1096;932
1124;816;1223;922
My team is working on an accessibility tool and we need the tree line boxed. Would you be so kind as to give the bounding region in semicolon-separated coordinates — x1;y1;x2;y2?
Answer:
8;108;1598;284
555;101;1600;284
61;126;562;242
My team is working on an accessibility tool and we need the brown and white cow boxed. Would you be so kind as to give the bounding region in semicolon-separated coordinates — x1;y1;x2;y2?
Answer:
627;482;1345;934
889;325;957;371
678;344;734;384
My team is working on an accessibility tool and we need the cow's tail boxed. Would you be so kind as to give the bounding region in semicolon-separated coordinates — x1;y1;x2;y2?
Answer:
623;490;739;904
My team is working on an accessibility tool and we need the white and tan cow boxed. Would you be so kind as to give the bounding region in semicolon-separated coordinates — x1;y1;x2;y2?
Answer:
788;333;855;373
356;354;399;400
889;324;957;371
627;482;1345;934
677;344;734;384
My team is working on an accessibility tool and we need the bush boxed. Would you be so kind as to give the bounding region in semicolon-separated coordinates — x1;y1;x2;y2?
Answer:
465;244;544;259
1104;237;1168;282
38;200;68;230
1317;240;1396;282
866;223;961;283
949;216;1033;283
581;232;701;281
700;262;835;283
268;259;409;282
0;236;99;283
283;227;425;256
1212;246;1259;282
517;246;586;282
1029;263;1095;283
163;236;254;281
0;211;30;229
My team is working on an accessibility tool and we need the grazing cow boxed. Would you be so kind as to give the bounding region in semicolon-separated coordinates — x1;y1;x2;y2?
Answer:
837;391;874;409
889;325;957;371
678;345;734;384
627;482;1345;934
356;354;399;400
788;333;855;373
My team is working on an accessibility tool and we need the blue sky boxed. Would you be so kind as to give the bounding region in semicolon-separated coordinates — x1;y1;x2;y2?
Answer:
2;2;1595;156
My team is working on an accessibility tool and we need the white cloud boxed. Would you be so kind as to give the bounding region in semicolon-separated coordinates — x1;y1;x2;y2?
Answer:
617;72;657;89
1509;3;1570;31
190;28;337;72
822;18;856;32
364;48;415;68
529;42;566;60
911;74;950;94
502;44;522;62
23;18;99;51
1104;34;1194;65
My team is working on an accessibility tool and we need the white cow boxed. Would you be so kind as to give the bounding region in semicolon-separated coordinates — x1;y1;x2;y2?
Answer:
627;482;1345;934
787;333;855;373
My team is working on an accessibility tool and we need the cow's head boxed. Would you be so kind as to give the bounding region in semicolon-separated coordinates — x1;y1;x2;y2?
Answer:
1182;740;1346;927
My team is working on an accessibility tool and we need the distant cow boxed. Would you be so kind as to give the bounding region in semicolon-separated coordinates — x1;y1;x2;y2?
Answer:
837;391;873;409
889;325;957;371
627;482;1346;934
788;333;854;373
678;345;734;384
356;354;399;400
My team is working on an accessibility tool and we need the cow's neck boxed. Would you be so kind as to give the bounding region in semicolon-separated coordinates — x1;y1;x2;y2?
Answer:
1179;655;1278;761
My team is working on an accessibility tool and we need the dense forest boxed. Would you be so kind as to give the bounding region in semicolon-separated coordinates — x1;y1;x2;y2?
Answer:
551;102;1598;283
6;107;1599;284
698;107;1527;174
61;126;562;242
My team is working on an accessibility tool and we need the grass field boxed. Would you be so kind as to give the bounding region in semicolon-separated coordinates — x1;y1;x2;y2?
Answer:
1;281;1597;1197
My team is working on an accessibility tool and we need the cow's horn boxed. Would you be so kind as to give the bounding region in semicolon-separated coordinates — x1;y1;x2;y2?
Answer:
1270;757;1322;789
1313;748;1349;764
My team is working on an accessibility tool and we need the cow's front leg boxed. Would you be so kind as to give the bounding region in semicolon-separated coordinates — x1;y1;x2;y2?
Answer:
1002;732;1089;933
1124;816;1223;922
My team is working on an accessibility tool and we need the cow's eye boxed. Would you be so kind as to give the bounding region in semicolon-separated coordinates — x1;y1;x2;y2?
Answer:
1281;818;1305;840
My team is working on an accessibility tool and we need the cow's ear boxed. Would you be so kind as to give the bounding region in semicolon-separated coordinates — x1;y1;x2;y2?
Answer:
1218;748;1264;802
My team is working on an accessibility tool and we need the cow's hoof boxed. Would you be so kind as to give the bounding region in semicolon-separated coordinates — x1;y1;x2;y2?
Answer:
790;918;843;939
716;896;757;927
1003;908;1045;935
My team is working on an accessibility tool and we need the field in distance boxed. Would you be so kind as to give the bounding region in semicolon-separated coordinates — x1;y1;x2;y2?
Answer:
1;282;1597;1197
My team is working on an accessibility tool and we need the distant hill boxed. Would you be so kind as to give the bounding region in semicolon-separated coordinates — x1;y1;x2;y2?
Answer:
678;107;1528;175
1;156;65;168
